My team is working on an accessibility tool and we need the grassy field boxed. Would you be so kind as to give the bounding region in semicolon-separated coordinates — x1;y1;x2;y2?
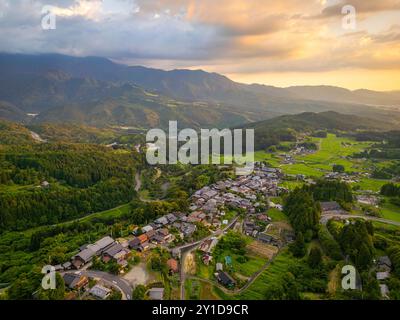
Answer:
209;244;267;279
211;134;375;181
214;249;298;300
290;134;371;175
185;279;220;300
267;208;288;222
19;202;132;237
380;199;400;223
195;236;271;289
302;134;372;164
253;134;396;195
279;180;304;190
77;203;131;222
355;178;388;192
281;163;325;177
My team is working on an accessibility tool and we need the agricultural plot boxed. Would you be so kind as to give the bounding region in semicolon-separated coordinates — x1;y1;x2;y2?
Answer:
185;279;220;300
292;134;372;174
218;249;299;300
246;241;278;260
255;134;393;194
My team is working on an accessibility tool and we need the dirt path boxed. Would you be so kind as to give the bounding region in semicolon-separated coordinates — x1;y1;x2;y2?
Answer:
123;262;153;287
30;131;47;143
186;251;279;296
135;172;142;192
135;169;169;201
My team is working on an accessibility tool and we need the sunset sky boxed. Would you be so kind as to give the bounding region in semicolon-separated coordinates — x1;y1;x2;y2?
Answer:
0;0;400;90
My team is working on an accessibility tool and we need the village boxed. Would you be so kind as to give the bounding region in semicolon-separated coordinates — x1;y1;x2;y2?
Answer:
56;163;293;300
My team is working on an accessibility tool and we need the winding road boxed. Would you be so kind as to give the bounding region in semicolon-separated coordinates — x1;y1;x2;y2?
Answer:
64;270;132;300
320;213;400;226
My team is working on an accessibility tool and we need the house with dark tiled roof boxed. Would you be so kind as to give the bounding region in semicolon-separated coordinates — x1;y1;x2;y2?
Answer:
377;256;392;272
102;243;130;264
216;271;235;288
63;273;88;290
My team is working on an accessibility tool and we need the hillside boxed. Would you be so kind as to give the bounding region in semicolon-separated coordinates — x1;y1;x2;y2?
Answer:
286;86;400;107
1;53;400;129
0;120;35;145
243;111;394;150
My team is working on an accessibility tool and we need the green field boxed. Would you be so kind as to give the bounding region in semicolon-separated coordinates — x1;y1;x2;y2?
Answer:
214;249;298;300
356;178;388;192
208;134;374;179
267;208;288;222
185;279;220;300
289;134;372;175
281;163;325;177
279;180;305;190
77;203;131;223
380;200;400;223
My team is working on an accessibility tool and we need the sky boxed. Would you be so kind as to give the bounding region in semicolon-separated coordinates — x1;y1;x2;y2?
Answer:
0;0;400;91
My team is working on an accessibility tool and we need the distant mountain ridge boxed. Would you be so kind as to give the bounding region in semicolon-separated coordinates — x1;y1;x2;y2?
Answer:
0;53;400;128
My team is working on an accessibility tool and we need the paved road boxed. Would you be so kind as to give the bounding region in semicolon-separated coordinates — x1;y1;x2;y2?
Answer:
320;213;400;226
64;270;132;300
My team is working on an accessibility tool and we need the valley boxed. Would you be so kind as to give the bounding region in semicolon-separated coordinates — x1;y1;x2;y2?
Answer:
2;114;400;301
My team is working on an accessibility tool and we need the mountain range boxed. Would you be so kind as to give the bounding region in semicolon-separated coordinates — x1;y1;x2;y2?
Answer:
1;53;400;129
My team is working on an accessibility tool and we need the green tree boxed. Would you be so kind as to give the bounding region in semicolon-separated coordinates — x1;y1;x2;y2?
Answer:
108;261;121;275
361;272;381;300
356;244;373;271
290;232;307;258
132;285;146;300
284;188;321;235
308;247;323;268
108;290;122;300
333;164;345;173
282;272;301;300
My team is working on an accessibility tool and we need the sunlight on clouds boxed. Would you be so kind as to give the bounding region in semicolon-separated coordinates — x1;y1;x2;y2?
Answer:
0;0;399;90
51;0;103;21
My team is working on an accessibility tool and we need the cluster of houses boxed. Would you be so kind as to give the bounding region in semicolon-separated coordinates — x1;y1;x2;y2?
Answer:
243;213;272;236
70;236;131;270
62;271;167;300
357;195;379;207
281;154;296;165
62;273;113;300
291;145;317;156
324;171;371;184
128;214;178;252
190;164;284;225
243;214;295;248
198;237;219;266
320;201;347;215
376;256;393;299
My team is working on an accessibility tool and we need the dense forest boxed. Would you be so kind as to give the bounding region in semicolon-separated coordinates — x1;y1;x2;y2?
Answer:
284;180;353;236
0;125;142;231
